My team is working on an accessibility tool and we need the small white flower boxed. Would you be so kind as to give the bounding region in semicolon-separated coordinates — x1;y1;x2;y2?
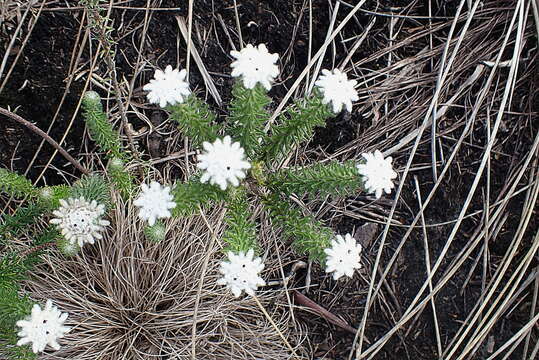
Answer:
324;234;362;280
356;150;398;199
217;249;266;297
133;181;176;226
16;300;70;353
143;65;191;108
50;197;109;247
315;69;359;113
230;44;279;90
197;136;251;191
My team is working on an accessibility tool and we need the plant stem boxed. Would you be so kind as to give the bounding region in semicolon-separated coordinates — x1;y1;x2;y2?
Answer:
18;241;56;258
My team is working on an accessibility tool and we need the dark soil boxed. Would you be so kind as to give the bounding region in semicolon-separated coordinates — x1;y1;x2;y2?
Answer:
1;1;537;359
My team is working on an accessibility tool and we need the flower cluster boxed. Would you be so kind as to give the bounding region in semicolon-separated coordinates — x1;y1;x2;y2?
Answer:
134;181;176;226
137;43;398;297
357;150;398;199
230;43;280;90
315;68;359;113
324;234;363;280
144;65;191;108
217;249;266;297
50;197;109;247
5;45;399;358
197;136;251;191
16;300;70;353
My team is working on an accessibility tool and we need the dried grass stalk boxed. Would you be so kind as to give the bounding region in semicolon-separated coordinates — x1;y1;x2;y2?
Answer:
23;198;306;360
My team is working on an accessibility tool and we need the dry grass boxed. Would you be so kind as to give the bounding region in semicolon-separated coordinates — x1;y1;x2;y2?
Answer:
23;196;307;359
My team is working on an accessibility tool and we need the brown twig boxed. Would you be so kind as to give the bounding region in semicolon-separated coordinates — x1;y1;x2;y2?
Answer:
293;290;362;336
0;107;89;175
19;241;56;258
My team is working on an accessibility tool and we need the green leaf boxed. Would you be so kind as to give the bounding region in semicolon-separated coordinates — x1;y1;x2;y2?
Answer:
267;160;362;197
0;285;33;330
262;92;334;164
222;189;258;254
0;287;36;360
107;158;135;198
0;329;37;360
228;82;271;160
0;169;37;199
264;194;332;262
169;95;219;147
37;185;72;210
144;221;166;243
81;91;127;161
0;204;45;244
171;179;228;217
71;173;111;209
0;227;60;285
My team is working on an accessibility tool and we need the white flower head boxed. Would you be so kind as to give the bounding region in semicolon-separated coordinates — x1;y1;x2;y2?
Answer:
356;150;397;199
197;136;251;191
50;197;109;247
143;65;191;108
324;234;362;280
133;181;176;226
315;69;359;113
217;249;266;297
16;300;70;353
230;44;279;90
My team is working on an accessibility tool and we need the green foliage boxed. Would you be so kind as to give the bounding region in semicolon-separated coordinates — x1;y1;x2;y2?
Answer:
228;83;271;159
81;91;126;161
71;173;111;209
264;195;332;262
222;189;258;254
144;221;166;243
169;95;219;147
0;284;33;327
0;169;37;199
267;160;361;197
262;92;334;164
0;329;37;360
0;227;59;359
0;283;35;360
0;254;34;289
0;204;45;244
1;227;60;286
107;158;135;198
171;179;228;217
37;185;72;210
56;237;80;257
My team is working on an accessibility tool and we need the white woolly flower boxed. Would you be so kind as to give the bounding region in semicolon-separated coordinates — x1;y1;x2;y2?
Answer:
315;68;359;113
50;197;109;247
217;249;266;297
197;136;251;191
133;181;176;226
143;65;191;108
230;44;279;90
324;234;362;280
16;300;70;353
356;150;398;199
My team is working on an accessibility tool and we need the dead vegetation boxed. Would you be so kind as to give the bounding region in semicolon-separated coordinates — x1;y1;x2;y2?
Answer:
23;196;307;360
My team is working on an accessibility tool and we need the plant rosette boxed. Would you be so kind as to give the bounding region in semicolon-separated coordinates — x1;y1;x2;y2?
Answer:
140;43;398;297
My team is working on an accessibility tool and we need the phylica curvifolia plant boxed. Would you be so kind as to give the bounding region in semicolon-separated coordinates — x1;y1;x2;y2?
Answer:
142;43;398;297
0;42;398;358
